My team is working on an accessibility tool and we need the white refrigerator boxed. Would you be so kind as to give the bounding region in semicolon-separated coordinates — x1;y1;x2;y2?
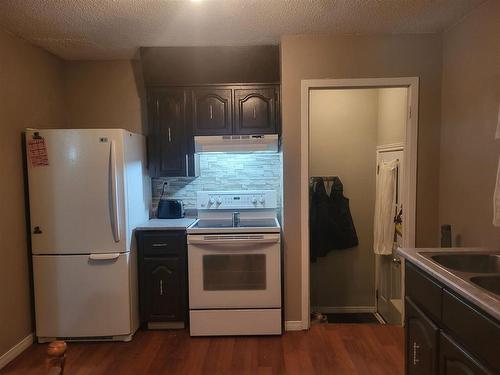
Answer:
25;128;150;343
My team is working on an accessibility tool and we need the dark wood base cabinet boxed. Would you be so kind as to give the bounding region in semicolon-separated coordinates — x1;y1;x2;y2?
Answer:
137;231;187;329
405;262;499;375
405;298;439;375
439;333;491;375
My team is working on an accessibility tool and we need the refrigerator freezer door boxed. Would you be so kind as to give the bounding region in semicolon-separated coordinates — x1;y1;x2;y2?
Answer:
33;253;133;339
26;129;127;254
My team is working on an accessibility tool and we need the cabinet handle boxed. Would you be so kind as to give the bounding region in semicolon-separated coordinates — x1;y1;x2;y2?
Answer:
186;154;189;176
392;257;401;265
209;104;213;120
152;243;168;247
412;342;420;365
168;127;172;142
253;106;256;120
159;280;164;296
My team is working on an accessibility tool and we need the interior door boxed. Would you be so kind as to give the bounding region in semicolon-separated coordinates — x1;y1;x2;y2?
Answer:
376;146;404;324
26;129;126;254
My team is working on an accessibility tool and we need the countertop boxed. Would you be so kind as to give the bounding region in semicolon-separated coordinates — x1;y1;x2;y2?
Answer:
397;247;500;321
135;218;197;231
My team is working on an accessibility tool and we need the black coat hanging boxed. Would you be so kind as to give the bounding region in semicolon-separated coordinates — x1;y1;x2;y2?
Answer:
328;177;359;250
309;178;332;262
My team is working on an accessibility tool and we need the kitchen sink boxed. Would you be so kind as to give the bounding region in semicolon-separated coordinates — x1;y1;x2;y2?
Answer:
430;253;500;274
470;275;500;296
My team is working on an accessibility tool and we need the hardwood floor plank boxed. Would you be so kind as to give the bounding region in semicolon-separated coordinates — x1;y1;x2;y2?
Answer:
0;324;404;375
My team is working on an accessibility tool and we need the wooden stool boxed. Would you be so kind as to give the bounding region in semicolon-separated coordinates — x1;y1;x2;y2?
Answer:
46;341;67;375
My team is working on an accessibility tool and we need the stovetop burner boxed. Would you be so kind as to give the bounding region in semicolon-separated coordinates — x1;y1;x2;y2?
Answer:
188;190;281;234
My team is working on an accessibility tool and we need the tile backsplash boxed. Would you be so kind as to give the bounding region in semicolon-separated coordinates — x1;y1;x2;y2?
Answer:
152;152;283;214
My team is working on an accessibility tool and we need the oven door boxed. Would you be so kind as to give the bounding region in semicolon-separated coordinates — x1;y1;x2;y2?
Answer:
188;233;281;309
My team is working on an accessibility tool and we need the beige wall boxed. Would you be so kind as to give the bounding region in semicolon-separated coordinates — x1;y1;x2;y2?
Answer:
378;88;407;146
0;29;65;356
310;89;378;309
64;60;146;134
281;34;442;321
439;0;500;246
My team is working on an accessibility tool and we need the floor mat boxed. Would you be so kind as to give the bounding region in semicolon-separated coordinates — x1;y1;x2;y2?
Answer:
325;313;380;324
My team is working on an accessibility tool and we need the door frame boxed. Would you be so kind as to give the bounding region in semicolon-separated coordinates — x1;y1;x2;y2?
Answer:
300;77;419;329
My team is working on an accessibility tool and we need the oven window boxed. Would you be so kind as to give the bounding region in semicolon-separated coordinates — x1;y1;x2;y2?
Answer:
203;254;266;290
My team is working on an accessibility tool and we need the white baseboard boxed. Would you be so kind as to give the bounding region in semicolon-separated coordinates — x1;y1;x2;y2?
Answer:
285;320;307;331
311;306;376;314
0;333;34;370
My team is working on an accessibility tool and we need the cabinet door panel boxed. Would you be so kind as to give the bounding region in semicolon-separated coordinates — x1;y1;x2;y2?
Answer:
405;297;439;375
142;258;182;322
148;89;187;177
439;333;492;375
234;87;277;135
192;88;232;135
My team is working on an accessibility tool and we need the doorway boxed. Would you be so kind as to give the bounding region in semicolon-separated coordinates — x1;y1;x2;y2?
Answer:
301;78;418;329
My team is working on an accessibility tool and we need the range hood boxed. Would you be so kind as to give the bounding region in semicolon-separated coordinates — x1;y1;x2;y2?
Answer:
194;134;279;153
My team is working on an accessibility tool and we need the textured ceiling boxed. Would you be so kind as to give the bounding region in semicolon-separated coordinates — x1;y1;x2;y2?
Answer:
0;0;485;60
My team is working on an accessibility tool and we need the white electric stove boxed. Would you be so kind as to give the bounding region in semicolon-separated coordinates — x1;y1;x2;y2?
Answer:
187;190;282;336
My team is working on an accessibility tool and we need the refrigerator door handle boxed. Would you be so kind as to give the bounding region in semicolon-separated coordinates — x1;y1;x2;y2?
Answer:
89;253;120;261
110;140;121;243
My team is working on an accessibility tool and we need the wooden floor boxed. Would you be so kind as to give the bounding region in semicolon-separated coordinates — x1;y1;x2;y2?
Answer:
1;324;404;375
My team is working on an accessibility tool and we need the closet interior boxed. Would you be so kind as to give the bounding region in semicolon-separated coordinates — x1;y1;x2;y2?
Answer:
308;87;408;325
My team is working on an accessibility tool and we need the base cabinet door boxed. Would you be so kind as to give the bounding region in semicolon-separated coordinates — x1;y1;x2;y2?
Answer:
141;257;183;322
405;297;439;375
439;333;493;375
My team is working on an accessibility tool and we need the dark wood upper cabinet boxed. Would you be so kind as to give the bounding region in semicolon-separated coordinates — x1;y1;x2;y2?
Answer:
146;84;280;176
234;86;278;135
148;88;187;177
191;88;232;135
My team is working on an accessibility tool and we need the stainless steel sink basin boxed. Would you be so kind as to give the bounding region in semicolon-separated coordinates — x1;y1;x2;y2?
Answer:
470;275;500;296
430;253;500;274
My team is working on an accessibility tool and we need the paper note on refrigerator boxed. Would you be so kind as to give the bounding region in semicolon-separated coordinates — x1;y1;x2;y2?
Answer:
28;138;49;167
494;156;500;227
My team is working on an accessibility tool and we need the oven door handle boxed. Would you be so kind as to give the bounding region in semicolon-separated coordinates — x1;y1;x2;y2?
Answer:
188;236;280;246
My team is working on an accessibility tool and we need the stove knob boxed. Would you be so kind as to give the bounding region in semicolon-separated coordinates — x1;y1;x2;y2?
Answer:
216;197;222;205
259;196;265;204
208;197;215;206
251;197;258;204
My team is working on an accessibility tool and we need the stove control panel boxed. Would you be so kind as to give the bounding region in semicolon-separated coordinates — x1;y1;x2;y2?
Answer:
197;190;277;209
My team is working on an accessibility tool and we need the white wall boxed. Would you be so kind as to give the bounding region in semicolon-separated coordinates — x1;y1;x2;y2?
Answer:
378;88;407;146
439;0;500;247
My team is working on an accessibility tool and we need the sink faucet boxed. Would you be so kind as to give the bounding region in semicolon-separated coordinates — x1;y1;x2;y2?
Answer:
232;212;240;227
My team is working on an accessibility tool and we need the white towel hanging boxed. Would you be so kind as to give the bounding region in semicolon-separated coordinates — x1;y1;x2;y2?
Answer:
374;159;399;255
